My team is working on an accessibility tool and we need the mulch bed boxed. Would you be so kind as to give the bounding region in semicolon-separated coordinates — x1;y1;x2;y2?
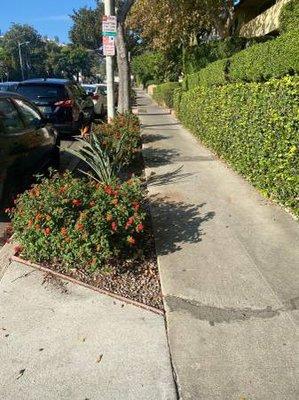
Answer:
34;215;163;311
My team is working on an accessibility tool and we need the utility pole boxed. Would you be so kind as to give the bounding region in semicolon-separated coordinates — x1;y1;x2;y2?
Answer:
18;43;24;81
104;0;116;121
18;42;30;81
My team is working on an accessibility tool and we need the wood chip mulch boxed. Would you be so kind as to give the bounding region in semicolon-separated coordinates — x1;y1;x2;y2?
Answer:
39;217;163;311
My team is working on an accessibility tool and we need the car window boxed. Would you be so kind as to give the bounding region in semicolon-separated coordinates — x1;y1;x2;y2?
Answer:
98;86;107;95
16;84;66;102
0;98;25;134
14;98;43;128
83;85;96;94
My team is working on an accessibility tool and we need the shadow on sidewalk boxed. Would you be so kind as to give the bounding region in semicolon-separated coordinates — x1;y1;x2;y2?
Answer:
149;194;215;255
142;133;169;144
143;147;181;167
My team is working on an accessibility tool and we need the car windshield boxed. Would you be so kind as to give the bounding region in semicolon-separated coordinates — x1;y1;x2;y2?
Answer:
97;85;107;95
83;85;96;94
17;84;65;101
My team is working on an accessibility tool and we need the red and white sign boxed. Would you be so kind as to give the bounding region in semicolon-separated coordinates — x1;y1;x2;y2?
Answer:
102;15;117;36
103;36;115;56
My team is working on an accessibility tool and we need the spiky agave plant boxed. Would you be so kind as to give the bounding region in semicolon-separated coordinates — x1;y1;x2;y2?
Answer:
64;130;127;184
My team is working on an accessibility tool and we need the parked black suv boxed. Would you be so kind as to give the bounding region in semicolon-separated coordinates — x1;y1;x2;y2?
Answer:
0;92;59;205
16;79;94;135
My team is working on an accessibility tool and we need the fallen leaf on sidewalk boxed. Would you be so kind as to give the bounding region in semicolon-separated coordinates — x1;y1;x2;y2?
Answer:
17;369;26;380
96;354;103;363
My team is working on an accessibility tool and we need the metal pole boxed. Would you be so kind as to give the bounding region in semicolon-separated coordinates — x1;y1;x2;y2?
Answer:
18;43;24;81
104;0;115;121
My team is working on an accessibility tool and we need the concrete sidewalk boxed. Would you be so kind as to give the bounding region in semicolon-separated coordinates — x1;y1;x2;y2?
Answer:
138;90;299;400
0;262;177;400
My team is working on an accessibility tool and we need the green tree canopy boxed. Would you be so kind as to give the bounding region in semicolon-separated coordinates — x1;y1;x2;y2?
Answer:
69;0;104;49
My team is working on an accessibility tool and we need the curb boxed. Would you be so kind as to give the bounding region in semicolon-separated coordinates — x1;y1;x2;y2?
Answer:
11;255;164;316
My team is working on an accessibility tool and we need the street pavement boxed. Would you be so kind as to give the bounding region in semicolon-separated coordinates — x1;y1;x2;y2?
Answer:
138;89;299;400
0;262;177;400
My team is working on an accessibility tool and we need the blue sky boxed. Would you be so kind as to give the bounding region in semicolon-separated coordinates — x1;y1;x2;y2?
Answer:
0;0;99;43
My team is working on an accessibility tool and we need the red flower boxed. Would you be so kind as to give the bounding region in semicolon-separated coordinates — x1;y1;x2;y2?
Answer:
104;186;113;195
127;236;136;245
89;201;96;207
132;202;140;212
136;223;144;233
125;217;134;229
72;199;82;207
111;221;118;231
44;227;51;236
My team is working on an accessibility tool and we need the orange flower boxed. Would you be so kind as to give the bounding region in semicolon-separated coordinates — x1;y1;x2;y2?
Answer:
28;220;33;228
35;213;42;221
76;223;84;231
127;236;136;245
132;202;140;212
111;221;118;231
125;217;134;229
61;227;67;236
72;199;82;207
44;227;51;236
136;223;144;233
89;201;96;207
104;186;113;195
59;185;68;194
111;198;118;206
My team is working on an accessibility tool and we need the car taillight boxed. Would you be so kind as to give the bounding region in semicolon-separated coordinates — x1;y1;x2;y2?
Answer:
54;99;73;108
92;94;99;100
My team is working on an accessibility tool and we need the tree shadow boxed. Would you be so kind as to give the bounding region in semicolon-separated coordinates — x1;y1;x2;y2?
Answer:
147;166;195;187
142;133;169;144
149;194;215;255
142;147;181;167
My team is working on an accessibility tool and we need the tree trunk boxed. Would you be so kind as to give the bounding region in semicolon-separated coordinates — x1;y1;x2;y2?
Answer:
116;22;130;114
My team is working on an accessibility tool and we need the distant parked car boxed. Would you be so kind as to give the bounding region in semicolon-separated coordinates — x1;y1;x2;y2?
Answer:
16;79;94;136
82;84;107;117
0;82;19;92
0;92;59;205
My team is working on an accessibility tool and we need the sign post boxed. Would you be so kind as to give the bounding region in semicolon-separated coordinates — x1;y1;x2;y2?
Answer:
103;1;116;121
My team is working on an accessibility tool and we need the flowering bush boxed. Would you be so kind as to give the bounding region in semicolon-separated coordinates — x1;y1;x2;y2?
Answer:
8;172;146;270
93;113;141;168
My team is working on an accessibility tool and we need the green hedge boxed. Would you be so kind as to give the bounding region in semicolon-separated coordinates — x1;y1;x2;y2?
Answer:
183;59;229;90
177;76;299;215
183;37;247;74
280;0;299;33
152;82;181;108
229;29;299;82
183;29;299;90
